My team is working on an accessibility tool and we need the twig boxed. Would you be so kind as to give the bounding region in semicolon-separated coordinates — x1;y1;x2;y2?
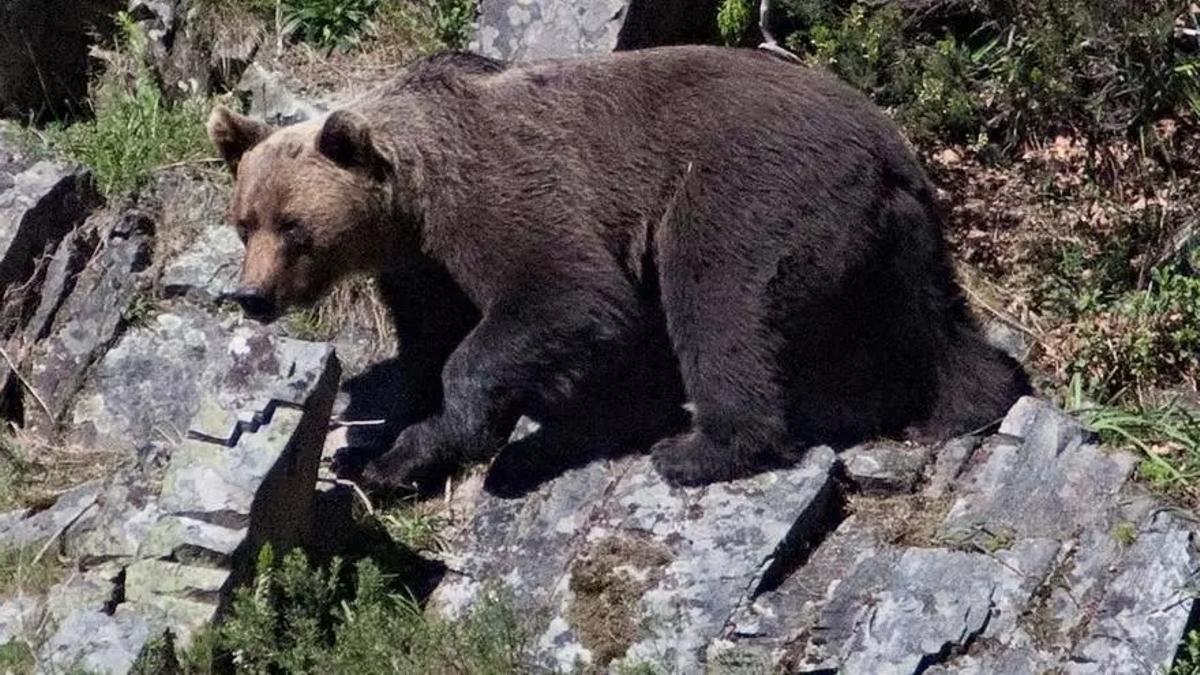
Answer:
0;345;52;421
154;157;224;172
329;418;387;428
318;477;375;515
758;0;802;63
31;492;99;566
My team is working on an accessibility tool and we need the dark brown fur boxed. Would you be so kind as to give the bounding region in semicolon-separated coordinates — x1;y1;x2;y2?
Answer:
209;46;1030;488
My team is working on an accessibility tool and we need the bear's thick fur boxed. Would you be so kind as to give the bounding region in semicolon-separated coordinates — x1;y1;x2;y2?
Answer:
208;46;1030;488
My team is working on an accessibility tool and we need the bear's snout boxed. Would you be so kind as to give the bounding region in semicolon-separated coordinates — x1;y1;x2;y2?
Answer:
230;287;279;323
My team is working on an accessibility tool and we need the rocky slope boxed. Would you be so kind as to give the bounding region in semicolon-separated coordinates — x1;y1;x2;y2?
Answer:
0;1;1194;673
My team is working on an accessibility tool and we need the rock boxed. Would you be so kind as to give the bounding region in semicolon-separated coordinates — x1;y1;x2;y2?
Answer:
25;333;339;672
841;442;931;494
707;397;1200;674
1068;511;1200;673
434;446;838;672
472;0;720;62
941;397;1135;541
66;470;162;566
800;540;1059;671
121;336;339;645
0;159;100;292
0;596;42;647
38;607;152;675
159;222;242;301
442;397;1193;672
0;1;122;119
236;64;326;127
23;210;155;433
129;0;266;97
0;480;102;552
66;301;326;452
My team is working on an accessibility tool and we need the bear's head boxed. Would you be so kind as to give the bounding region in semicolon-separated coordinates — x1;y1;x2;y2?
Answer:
207;105;403;322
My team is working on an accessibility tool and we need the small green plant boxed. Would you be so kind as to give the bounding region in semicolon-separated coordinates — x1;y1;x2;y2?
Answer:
122;294;159;329
0;546;69;598
426;0;478;50
1172;628;1200;675
375;0;479;52
800;2;906;95
0;640;35;674
1073;398;1200;506
283;0;380;50
378;502;450;553
717;0;753;46
51;13;210;197
1066;267;1200;402
284;308;330;341
1110;521;1138;547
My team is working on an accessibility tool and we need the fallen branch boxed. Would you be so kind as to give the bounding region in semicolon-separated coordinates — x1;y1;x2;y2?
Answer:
0;345;52;422
317;476;375;515
31;492;100;566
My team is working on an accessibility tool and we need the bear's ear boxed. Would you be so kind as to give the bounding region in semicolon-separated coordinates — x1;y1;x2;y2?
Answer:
207;105;271;173
317;110;391;181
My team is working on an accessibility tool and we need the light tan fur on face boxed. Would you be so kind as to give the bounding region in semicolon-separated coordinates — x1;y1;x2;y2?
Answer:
218;117;392;313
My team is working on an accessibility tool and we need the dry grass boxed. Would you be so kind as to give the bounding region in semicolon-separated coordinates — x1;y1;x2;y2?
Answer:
0;425;119;512
926;117;1200;402
312;275;398;356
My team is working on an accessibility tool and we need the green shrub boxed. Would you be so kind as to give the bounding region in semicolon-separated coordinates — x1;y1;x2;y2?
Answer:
797;2;906;95
283;0;380;50
1066;267;1200;402
51;13;209;197
426;0;478;50
0;641;35;674
184;545;529;673
778;1;1200;145
376;0;479;52
717;0;753;46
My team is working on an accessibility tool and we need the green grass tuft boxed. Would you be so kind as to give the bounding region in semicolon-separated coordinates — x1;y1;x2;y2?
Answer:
49;13;211;198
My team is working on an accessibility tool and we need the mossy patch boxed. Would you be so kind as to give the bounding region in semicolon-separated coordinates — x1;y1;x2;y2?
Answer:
846;492;954;548
568;533;673;669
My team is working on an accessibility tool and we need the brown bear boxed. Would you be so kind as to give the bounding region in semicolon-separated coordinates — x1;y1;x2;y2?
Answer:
207;45;1029;489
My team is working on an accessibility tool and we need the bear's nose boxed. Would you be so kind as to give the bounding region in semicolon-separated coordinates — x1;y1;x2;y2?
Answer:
231;287;277;321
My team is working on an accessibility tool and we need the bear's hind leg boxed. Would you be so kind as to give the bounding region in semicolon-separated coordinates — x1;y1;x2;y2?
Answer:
650;301;795;486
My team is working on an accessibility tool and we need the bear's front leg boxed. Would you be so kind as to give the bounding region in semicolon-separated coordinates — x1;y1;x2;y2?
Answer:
361;289;638;492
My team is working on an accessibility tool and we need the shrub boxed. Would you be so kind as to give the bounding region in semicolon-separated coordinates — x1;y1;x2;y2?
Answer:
717;0;753;46
1065;267;1200;402
283;0;380;50
180;545;530;673
779;1;1200;145
50;13;210;197
375;0;479;52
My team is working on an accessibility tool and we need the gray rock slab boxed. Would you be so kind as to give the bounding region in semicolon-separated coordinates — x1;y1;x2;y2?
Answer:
67;301;333;452
1068;511;1200;673
25;210;154;432
236;63;326;126
942;397;1136;541
159;222;242;301
434;446;838;673
804;540;1059;673
38;607;152;675
0;159;99;291
472;0;719;62
0;596;42;647
121;336;339;645
0;480;101;552
841;442;932;495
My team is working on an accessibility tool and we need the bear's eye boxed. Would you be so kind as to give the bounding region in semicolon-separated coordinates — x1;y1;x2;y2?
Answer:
278;218;303;237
